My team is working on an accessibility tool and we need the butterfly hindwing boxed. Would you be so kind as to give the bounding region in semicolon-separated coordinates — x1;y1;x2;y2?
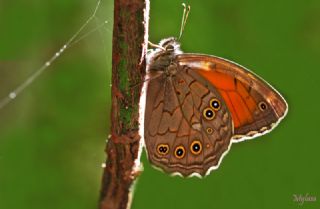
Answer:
144;66;233;177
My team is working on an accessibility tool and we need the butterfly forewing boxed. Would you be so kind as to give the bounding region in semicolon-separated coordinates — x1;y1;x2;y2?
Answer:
177;54;288;139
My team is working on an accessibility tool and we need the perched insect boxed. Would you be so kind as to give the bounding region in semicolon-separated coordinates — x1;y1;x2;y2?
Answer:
144;4;288;177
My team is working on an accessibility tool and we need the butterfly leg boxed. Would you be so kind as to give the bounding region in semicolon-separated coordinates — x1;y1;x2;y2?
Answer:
148;41;165;50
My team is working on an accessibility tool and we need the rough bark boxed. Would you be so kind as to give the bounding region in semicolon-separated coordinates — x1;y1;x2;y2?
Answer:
99;0;149;208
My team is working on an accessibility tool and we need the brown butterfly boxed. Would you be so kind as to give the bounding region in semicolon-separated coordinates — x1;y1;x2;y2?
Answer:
144;5;288;177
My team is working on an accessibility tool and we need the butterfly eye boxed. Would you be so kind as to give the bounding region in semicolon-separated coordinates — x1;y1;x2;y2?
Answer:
203;108;215;120
259;102;268;111
157;144;169;155
174;145;186;159
190;140;202;155
210;98;221;111
165;44;174;51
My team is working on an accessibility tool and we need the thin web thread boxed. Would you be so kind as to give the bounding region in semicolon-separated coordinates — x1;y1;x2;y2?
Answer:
0;0;106;109
94;16;112;64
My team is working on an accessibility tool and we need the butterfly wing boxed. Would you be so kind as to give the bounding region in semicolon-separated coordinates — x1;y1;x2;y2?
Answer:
144;66;233;177
177;54;288;140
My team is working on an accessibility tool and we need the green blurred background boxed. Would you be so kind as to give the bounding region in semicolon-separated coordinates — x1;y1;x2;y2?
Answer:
0;0;319;208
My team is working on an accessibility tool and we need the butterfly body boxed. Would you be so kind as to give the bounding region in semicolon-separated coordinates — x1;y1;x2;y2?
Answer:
144;37;288;177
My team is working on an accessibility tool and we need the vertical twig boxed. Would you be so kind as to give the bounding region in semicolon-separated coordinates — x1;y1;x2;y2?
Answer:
99;0;149;209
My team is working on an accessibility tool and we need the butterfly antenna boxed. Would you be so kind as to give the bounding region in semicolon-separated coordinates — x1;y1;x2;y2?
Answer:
178;3;191;40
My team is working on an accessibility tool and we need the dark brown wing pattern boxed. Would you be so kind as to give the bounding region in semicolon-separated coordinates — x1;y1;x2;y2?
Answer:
144;65;233;177
177;54;288;140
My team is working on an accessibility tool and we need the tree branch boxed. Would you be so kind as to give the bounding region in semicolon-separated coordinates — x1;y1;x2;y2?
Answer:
99;0;149;209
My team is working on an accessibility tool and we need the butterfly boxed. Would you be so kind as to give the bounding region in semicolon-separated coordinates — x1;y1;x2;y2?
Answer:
144;5;288;177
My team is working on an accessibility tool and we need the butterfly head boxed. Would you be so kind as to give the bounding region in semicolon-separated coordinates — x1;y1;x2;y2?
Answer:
158;37;181;52
147;37;182;72
147;3;190;72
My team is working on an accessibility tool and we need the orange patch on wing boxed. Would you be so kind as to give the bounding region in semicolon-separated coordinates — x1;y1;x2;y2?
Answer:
236;82;257;113
197;69;235;91
228;92;253;126
236;82;250;98
197;69;255;128
219;90;240;127
245;96;257;113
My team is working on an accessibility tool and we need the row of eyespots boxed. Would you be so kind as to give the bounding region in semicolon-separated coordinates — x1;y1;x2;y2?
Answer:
204;97;268;117
203;98;220;135
157;140;203;158
203;98;221;120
